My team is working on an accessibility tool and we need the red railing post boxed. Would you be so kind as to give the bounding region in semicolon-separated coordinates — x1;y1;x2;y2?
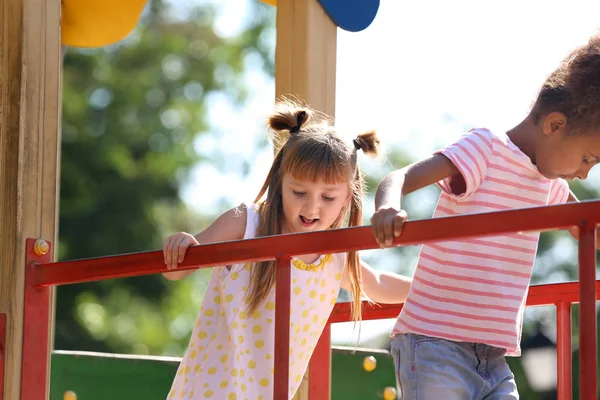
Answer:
556;301;572;400
308;322;331;400
274;256;292;400
577;223;597;399
0;313;6;400
21;239;53;400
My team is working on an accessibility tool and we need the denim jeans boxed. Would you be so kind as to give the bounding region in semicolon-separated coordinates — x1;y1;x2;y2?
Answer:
391;334;519;400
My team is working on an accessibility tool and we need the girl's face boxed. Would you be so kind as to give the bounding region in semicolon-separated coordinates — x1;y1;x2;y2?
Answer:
536;130;600;180
280;173;352;234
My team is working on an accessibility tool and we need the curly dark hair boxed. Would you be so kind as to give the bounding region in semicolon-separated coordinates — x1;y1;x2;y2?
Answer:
532;34;600;135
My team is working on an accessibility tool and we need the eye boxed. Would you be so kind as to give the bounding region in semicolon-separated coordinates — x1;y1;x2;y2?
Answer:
292;190;306;197
322;195;336;202
583;156;590;164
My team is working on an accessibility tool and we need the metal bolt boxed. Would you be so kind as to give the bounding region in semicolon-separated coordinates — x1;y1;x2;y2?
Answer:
33;239;49;256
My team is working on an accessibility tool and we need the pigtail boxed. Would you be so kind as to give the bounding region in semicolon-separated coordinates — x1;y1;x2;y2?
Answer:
352;130;381;157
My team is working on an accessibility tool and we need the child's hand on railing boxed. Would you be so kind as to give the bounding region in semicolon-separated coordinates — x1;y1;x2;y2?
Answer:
163;232;199;270
370;207;408;248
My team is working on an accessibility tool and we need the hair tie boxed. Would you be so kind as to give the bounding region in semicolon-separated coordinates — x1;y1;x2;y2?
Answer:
290;125;301;134
352;137;362;150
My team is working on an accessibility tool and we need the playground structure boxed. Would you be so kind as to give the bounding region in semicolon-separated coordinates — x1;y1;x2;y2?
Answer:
0;0;599;399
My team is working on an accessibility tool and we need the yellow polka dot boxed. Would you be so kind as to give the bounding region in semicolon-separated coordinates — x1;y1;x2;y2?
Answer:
239;311;247;319
205;308;215;317
231;271;239;280
255;340;264;348
313;315;319;323
220;380;228;388
198;345;205;351
220;355;228;363
204;390;213;398
266;354;272;360
296;374;302;383
303;324;310;332
253;325;262;334
213;287;219;292
189;390;194;397
301;301;305;306
245;349;250;354
225;294;234;303
306;278;312;284
238;335;244;343
266;301;275;310
194;364;201;372
204;383;209;388
208;367;217;375
299;352;304;359
214;295;222;304
180;390;186;396
293;278;297;283
184;366;190;374
301;339;307;346
302;310;309;318
232;321;238;328
320;293;326;302
293;287;301;295
217;344;223;350
250;377;254;383
242;286;247;291
231;368;238;377
309;290;317;299
228;394;237;400
270;368;274;375
198;331;208;339
241;383;247;392
294;325;301;333
242;324;247;328
335;272;342;280
190;350;197;359
248;360;256;369
259;379;269;387
252;310;261;319
211;333;217;340
206;321;212;326
233;308;238;312
321;279;326;287
267;318;273;323
330;298;337;305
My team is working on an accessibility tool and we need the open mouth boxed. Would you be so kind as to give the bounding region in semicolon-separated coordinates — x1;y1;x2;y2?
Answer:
299;216;319;227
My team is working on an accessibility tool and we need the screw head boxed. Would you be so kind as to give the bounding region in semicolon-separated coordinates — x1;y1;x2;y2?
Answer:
33;239;49;256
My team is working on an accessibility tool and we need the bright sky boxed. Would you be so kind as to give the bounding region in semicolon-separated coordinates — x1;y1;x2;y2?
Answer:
172;0;600;345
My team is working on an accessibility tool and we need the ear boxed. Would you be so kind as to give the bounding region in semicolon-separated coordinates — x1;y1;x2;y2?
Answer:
542;112;567;136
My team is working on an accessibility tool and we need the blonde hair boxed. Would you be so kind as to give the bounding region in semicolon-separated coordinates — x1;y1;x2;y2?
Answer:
246;99;380;323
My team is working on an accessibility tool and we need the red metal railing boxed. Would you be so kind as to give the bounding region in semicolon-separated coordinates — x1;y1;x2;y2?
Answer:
20;200;600;399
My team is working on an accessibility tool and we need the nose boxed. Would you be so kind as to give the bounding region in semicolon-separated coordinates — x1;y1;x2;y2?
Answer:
576;164;592;180
302;196;319;217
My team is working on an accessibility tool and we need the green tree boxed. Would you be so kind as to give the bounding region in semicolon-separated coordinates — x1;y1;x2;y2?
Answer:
57;0;275;355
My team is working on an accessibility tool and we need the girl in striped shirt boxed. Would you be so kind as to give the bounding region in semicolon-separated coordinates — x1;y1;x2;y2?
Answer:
371;35;600;399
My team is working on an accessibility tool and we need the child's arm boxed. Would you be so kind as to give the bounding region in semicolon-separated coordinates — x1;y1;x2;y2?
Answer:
371;154;459;247
340;260;412;304
565;191;600;249
162;205;247;280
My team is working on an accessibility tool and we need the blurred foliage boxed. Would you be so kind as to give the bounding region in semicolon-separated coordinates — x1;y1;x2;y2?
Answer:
57;0;275;355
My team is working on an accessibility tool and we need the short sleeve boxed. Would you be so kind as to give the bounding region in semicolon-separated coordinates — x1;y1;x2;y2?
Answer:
435;128;495;198
548;179;570;205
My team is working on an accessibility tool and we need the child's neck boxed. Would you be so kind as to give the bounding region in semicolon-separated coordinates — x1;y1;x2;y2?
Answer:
506;114;538;165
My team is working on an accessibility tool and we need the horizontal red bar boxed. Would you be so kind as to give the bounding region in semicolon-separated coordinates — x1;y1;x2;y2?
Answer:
33;200;600;287
328;280;600;323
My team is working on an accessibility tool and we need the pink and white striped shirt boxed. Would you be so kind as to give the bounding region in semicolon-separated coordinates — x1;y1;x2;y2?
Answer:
392;127;570;356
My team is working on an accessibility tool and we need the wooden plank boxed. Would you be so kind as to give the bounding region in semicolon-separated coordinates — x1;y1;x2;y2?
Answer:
274;0;337;398
0;0;61;398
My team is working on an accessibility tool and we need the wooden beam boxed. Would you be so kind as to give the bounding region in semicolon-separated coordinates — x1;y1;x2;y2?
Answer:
0;0;61;398
274;1;337;398
274;0;337;152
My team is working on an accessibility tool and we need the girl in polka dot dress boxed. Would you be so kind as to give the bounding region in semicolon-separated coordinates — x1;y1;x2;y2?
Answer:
162;99;412;400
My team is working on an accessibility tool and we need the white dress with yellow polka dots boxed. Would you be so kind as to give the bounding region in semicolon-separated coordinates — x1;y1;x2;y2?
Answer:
167;203;345;400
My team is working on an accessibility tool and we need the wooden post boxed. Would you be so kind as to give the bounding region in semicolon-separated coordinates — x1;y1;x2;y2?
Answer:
274;1;337;398
274;0;337;152
0;0;61;398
